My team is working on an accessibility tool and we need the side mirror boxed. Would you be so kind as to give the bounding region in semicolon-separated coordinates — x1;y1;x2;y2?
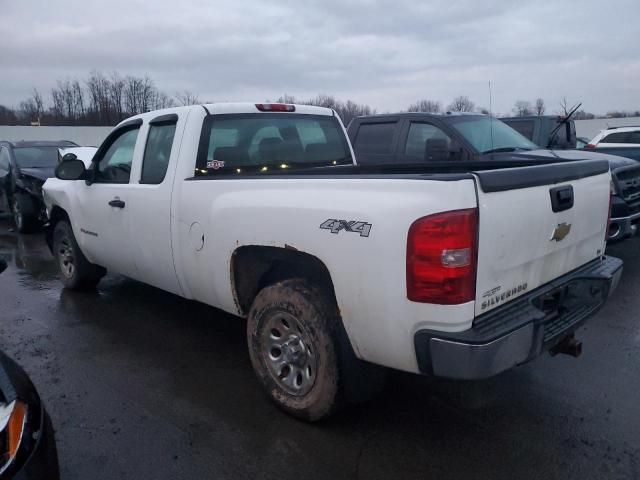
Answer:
61;152;78;163
55;158;87;181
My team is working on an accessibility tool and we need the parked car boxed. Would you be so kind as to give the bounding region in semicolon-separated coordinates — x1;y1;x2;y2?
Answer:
0;258;60;479
44;103;621;421
585;126;640;161
348;113;640;242
0;140;77;233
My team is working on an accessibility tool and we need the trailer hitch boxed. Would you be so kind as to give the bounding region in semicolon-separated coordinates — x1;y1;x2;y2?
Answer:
550;334;582;358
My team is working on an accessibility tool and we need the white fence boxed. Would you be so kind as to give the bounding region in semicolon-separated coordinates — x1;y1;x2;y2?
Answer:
0;126;113;147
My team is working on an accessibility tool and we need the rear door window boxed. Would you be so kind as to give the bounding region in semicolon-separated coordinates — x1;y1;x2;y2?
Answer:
353;123;396;155
627;131;640;144
602;132;629;143
196;114;351;175
141;121;177;184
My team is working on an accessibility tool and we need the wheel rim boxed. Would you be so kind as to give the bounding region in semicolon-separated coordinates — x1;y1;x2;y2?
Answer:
57;237;75;279
12;200;22;230
261;311;318;396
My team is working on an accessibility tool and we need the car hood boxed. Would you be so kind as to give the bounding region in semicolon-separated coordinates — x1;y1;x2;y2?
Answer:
19;167;56;182
488;149;638;169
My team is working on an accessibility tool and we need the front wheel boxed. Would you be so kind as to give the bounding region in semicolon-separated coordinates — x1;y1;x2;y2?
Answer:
247;279;343;421
12;194;40;233
52;220;105;290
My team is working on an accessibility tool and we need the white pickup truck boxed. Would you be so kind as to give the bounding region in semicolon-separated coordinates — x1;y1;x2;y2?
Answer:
43;103;622;421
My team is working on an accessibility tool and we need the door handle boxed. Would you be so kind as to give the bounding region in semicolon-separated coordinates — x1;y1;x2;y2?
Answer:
549;185;574;212
108;199;125;208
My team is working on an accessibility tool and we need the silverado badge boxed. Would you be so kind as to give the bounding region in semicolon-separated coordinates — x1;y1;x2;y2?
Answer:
551;222;571;242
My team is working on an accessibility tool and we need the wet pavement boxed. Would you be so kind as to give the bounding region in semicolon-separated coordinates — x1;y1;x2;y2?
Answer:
0;213;639;480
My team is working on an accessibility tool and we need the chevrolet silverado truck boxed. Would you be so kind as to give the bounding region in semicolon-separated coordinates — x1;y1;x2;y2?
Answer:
43;103;621;421
349;113;640;242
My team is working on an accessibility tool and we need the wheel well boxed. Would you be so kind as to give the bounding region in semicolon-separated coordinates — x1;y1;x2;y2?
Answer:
46;206;70;251
231;246;337;316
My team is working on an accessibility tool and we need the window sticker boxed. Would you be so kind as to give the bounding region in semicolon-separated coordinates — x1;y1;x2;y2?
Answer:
207;160;225;170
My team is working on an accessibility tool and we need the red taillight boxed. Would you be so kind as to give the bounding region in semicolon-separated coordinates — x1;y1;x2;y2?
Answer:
586;143;597;149
407;208;478;304
255;103;295;112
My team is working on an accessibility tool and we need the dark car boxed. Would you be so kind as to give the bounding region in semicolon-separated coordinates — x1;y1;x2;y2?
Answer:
0;259;60;479
0;141;77;233
347;113;640;242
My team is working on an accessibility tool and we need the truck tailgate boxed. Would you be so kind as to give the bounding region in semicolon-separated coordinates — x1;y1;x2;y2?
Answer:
473;160;611;316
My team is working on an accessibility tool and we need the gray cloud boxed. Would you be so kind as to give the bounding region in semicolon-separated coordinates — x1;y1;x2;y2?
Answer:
1;0;639;115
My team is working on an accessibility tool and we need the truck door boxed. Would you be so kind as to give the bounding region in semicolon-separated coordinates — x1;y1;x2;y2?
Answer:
124;112;185;295
73;121;141;278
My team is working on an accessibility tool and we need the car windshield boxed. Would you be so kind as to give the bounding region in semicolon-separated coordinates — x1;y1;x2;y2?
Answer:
13;147;60;168
449;116;538;154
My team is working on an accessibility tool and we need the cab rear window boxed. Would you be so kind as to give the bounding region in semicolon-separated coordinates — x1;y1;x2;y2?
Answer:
195;114;351;176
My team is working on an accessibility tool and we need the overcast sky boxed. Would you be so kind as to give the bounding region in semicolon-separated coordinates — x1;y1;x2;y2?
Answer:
1;0;638;115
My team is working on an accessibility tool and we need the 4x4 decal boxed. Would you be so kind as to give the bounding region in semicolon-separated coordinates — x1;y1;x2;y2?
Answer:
320;219;372;237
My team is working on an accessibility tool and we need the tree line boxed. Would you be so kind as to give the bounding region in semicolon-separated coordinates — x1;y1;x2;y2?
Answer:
0;71;195;127
1;71;637;127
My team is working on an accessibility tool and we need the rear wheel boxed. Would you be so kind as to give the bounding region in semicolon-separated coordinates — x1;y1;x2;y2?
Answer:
12;194;40;234
53;220;105;290
247;279;342;421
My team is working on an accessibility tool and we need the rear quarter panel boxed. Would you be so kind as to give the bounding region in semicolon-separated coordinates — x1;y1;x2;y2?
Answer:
173;176;478;373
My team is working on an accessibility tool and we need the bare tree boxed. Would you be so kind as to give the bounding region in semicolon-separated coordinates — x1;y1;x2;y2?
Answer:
535;98;545;116
275;94;297;104
153;91;175;110
447;95;475;112
176;90;200;106
86;71;113;123
512;100;532;116
123;75;143;114
406;99;441;113
109;72;125;120
559;96;570;116
574;110;595;120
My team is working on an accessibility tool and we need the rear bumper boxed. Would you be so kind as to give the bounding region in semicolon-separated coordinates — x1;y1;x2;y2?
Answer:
414;256;623;380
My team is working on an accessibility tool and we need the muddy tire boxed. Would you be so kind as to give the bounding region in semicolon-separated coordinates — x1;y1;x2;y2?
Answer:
247;278;346;421
12;194;40;234
52;220;105;290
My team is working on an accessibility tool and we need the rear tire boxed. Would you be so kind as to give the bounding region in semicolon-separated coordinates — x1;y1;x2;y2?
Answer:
52;220;105;290
247;278;343;421
12;194;40;234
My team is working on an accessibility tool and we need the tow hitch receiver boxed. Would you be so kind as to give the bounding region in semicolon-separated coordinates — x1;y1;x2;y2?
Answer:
550;334;582;358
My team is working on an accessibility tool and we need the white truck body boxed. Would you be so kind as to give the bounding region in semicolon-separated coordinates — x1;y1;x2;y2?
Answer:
43;103;621;381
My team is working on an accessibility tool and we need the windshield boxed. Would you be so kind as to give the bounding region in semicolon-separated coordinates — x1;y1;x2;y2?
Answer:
14;147;60;168
449;116;538;154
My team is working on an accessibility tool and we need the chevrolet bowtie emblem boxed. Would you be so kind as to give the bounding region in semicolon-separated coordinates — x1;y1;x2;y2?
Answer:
551;222;571;242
